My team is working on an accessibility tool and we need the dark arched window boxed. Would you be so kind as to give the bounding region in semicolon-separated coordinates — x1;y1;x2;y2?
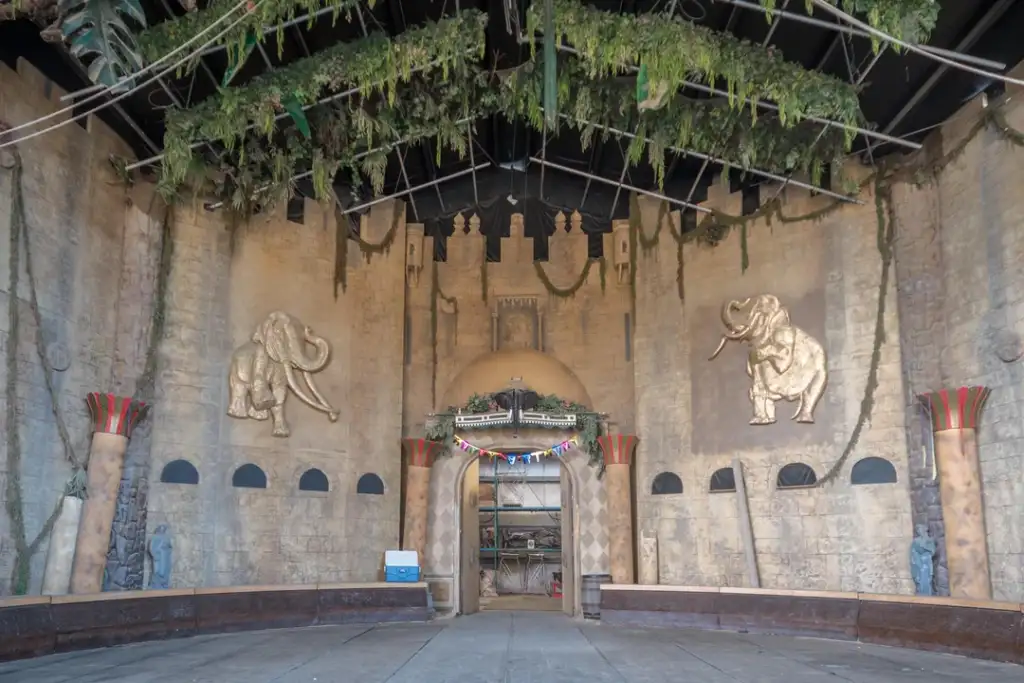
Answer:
357;473;385;495
298;468;330;492
709;467;736;493
651;472;683;495
851;457;898;485
232;464;267;489
777;463;817;489
160;459;199;485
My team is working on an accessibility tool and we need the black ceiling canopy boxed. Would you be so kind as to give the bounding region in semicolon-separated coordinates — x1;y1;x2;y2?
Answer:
1;0;1021;228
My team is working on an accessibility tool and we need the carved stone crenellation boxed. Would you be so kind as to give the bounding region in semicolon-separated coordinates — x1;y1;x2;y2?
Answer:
708;294;828;425
226;311;339;437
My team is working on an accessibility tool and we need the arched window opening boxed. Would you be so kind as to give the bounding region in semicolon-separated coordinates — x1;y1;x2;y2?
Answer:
851;457;898;485
357;473;385;495
299;468;330;492
651;472;683;495
709;467;736;493
232;464;267;489
160;459;199;485
777;463;817;489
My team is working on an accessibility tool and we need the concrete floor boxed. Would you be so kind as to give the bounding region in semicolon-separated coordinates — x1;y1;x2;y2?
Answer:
2;611;1022;683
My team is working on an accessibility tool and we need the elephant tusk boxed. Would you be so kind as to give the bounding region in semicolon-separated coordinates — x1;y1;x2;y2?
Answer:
709;336;729;361
301;369;339;417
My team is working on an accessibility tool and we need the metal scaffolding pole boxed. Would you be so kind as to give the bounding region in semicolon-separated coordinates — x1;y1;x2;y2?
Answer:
712;0;1007;71
530;157;712;214
124;53;465;171
340;163;489;215
556;113;861;204
882;0;1016;136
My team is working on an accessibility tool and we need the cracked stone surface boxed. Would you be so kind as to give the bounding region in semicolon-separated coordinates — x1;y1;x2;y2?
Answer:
2;611;1021;683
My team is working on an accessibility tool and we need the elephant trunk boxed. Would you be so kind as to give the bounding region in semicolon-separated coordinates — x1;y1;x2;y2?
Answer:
721;298;752;339
285;324;330;372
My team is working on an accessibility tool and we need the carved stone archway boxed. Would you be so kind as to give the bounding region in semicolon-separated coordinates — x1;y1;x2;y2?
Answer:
421;350;609;615
451;429;584;617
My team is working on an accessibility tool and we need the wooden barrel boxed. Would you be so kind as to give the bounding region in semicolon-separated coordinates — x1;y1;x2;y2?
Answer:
581;573;612;619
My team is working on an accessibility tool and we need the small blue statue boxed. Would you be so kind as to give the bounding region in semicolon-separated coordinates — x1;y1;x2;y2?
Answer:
147;524;172;590
910;524;936;596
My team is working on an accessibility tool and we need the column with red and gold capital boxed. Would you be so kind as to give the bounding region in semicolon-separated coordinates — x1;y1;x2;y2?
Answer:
919;386;991;599
598;434;639;584
401;438;442;567
70;393;149;594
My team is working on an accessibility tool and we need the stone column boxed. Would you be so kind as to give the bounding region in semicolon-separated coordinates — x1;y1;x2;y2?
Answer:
919;386;991;599
401;438;442;567
598;434;639;584
70;393;149;594
41;495;83;595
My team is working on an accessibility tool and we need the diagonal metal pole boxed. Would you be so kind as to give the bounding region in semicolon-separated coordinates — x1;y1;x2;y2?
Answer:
531;157;712;214
548;112;861;203
341;163;488;215
711;0;1007;71
203;119;472;210
881;0;1015;136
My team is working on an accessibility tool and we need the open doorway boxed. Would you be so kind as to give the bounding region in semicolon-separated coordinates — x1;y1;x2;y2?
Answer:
456;447;579;616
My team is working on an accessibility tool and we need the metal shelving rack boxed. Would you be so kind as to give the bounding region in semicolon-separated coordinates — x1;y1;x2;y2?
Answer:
479;457;561;592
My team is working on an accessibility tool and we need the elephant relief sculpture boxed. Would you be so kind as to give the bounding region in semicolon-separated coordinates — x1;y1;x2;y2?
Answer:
709;294;828;425
227;311;339;437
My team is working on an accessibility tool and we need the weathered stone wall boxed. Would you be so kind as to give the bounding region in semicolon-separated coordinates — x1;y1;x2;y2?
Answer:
892;88;1024;602
633;172;914;594
144;198;406;587
3;50;1024;603
0;60;138;595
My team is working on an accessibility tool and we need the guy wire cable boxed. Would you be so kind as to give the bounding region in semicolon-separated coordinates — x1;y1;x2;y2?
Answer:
2;0;252;137
0;0;265;150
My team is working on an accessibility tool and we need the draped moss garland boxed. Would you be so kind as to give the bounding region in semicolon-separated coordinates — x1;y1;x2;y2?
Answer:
527;0;862;135
154;4;882;215
137;0;367;69
158;10;489;195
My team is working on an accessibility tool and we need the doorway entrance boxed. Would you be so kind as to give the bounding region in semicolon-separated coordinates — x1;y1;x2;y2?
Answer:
455;440;580;616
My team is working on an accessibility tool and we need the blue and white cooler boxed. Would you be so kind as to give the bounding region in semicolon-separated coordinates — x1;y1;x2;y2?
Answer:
385;550;420;583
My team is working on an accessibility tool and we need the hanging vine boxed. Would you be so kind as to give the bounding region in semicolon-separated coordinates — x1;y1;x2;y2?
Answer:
533;258;604;298
4;150;86;594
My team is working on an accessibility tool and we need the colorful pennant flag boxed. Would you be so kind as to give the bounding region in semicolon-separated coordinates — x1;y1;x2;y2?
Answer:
452;435;579;463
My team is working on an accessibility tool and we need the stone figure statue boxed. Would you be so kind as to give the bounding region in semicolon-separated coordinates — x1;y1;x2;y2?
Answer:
147;524;172;590
910;524;937;596
709;294;828;425
227;311;339;437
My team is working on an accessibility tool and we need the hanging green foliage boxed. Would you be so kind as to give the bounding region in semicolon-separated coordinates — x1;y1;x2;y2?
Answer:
503;55;850;190
137;0;364;69
59;0;147;89
159;10;490;195
527;0;862;134
788;0;941;46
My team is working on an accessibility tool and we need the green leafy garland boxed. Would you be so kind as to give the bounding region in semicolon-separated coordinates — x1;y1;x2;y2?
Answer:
138;0;366;69
528;0;862;134
159;10;489;194
425;392;603;470
153;3;877;214
783;0;940;46
503;55;850;190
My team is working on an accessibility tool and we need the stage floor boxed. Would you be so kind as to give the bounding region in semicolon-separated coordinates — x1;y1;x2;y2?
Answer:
2;610;1021;682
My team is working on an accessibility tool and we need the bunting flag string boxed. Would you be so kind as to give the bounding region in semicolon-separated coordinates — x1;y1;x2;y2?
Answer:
453;434;578;464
